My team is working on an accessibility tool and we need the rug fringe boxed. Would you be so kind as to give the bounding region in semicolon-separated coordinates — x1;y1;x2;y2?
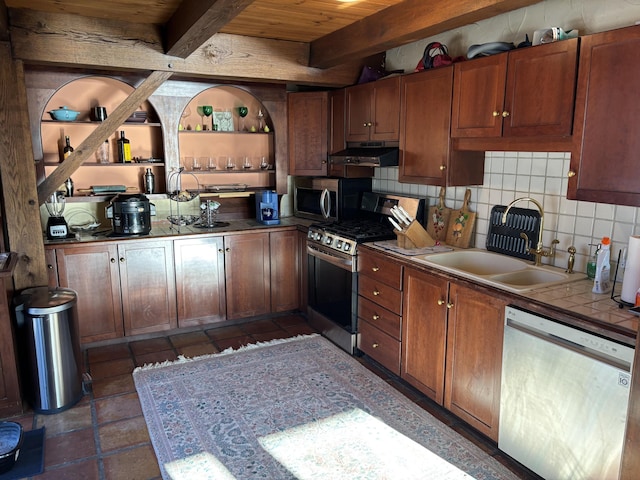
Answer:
132;333;319;374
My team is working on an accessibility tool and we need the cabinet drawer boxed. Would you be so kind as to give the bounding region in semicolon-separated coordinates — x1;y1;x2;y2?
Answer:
358;296;401;340
358;319;401;375
359;274;402;315
358;251;402;289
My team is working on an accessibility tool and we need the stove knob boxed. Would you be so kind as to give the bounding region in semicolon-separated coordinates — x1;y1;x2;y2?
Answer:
344;243;351;252
325;236;333;245
336;240;343;248
314;232;321;241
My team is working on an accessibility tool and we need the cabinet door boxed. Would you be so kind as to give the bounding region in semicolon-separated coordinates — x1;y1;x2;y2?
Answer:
370;75;400;141
451;53;508;138
569;26;640;206
174;237;226;327
401;267;448;403
224;232;270;320
0;275;21;416
329;89;346;154
56;243;124;343
270;230;299;313
345;83;372;142
503;38;578;137
298;230;308;312
118;240;177;336
444;283;505;441
288;91;328;176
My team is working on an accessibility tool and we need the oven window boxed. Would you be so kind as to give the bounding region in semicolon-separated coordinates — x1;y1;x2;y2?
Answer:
308;254;356;333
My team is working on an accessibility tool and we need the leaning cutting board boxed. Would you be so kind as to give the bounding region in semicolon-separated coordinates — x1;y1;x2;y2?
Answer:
427;186;451;243
445;189;476;248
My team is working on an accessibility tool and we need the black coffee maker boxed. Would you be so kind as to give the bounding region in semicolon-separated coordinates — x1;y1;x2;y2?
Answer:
105;193;156;236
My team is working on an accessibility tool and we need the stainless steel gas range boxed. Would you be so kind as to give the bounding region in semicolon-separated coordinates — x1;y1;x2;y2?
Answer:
306;191;424;354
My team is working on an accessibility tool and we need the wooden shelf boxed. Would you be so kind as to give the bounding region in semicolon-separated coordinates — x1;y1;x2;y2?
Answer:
179;130;272;135
44;161;165;167
42;120;162;127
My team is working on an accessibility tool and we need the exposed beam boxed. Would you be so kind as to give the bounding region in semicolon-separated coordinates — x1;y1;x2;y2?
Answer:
37;70;173;205
8;9;361;87
309;0;542;68
164;0;256;58
0;43;47;289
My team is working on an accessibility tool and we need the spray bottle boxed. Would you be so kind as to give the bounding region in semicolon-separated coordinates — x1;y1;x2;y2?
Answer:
592;236;611;294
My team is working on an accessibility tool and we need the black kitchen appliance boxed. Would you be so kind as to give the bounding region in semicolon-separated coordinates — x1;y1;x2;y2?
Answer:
105;193;156;236
307;191;425;354
293;177;372;222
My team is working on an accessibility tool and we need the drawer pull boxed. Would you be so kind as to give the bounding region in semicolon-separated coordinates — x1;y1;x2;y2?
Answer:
373;290;380;296
372;314;380;320
372;343;379;348
437;299;445;306
372;266;380;272
447;302;454;309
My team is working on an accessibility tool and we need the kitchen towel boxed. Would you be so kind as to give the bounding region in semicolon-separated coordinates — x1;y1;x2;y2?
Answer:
621;235;640;304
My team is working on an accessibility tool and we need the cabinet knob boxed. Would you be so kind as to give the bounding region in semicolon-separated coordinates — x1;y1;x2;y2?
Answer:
492;111;500;117
226;247;230;252
447;302;454;309
363;122;368;127
567;170;576;178
322;160;327;164
119;257;125;263
372;343;379;348
502;111;510;118
439;165;446;171
372;314;380;321
372;266;380;272
47;264;53;269
218;248;223;253
110;258;116;263
437;299;445;306
373;290;380;296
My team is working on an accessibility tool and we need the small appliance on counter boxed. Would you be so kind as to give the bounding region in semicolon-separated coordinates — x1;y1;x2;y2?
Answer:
45;192;73;240
105;193;156;236
255;190;280;225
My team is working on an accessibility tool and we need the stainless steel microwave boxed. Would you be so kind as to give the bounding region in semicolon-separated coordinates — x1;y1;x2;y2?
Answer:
293;177;372;222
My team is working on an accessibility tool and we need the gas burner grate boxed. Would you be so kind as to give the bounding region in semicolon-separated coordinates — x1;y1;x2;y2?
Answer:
486;205;541;261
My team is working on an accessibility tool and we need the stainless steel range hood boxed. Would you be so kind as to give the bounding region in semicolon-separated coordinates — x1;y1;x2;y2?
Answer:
329;142;399;167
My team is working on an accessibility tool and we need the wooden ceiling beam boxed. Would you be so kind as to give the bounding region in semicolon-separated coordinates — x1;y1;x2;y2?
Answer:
309;0;542;68
8;9;361;87
164;0;256;58
37;70;173;205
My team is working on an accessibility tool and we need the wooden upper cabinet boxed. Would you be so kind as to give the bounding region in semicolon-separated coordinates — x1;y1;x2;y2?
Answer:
451;39;578;139
569;25;640;206
346;76;400;142
288;91;329;176
329;89;346;155
399;68;484;186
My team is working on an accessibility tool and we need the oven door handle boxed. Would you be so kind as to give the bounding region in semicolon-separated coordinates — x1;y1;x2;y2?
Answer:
320;188;331;219
308;244;354;272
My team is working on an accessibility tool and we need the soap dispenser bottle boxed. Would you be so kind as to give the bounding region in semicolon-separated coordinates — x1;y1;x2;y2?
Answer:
592;236;611;294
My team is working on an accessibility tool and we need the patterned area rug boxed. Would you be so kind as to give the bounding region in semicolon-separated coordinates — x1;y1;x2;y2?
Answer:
133;334;518;480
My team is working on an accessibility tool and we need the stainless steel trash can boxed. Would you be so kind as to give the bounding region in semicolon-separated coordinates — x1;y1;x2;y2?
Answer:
16;287;83;414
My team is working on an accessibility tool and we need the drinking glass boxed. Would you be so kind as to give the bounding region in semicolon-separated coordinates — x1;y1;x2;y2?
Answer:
196;106;205;126
225;156;235;170
238;106;249;131
259;156;269;170
192;157;201;171
243;156;252;169
202;105;213;130
205;157;216;170
183;156;194;170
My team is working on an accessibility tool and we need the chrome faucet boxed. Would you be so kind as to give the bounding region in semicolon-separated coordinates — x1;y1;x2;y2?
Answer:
502;197;559;266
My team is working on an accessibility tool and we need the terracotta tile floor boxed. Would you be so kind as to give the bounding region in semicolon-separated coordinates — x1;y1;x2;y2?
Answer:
2;313;539;479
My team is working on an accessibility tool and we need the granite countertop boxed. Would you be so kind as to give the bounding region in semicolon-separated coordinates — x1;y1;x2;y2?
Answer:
44;216;314;245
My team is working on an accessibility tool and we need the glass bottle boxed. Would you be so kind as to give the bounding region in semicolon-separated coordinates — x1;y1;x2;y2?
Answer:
96;139;110;164
117;131;132;163
144;168;155;194
62;135;73;162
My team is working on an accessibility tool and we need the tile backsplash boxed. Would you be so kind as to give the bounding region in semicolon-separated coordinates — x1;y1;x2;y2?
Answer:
373;151;639;277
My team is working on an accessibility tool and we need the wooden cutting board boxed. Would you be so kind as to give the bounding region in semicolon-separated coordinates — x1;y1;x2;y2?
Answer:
445;189;476;248
427;186;451;243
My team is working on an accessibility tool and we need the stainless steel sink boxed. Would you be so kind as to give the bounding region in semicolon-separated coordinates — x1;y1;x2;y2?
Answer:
413;249;582;292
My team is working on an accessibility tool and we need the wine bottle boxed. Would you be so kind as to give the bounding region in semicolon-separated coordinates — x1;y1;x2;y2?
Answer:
117;131;132;163
62;135;73;162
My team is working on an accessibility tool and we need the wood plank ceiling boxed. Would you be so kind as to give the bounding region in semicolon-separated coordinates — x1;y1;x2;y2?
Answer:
5;0;542;79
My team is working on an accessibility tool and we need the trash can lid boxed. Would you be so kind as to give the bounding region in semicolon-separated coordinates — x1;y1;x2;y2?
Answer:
23;287;77;315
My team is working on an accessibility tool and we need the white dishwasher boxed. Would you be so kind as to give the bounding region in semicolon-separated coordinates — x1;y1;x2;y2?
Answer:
499;305;634;480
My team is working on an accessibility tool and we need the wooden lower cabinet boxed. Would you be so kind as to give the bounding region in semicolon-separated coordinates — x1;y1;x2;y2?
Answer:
54;239;177;343
402;266;505;441
224;232;271;320
357;248;403;374
174;237;226;328
270;230;299;313
0;254;21;416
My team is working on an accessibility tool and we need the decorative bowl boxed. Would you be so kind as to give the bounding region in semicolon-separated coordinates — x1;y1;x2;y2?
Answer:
167;215;199;226
48;106;80;121
0;421;23;474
